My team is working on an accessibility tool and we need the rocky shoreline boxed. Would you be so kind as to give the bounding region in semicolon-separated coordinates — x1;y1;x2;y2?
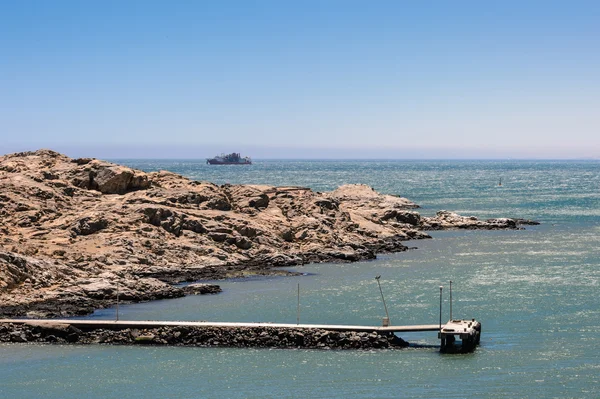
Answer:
0;282;223;318
0;150;538;318
0;322;409;350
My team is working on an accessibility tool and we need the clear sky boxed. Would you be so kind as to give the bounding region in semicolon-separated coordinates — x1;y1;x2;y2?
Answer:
1;0;599;159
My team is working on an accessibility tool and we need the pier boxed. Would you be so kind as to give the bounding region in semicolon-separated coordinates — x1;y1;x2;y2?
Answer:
0;318;480;352
0;319;440;333
0;280;482;352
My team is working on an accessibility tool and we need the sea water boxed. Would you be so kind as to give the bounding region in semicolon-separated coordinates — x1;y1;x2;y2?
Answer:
1;160;598;398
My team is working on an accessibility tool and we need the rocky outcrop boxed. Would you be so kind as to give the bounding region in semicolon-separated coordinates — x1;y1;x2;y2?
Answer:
0;150;536;317
0;252;222;317
69;160;150;194
181;283;222;295
420;211;539;230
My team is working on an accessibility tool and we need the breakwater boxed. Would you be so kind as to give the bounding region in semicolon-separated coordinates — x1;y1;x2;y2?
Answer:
0;322;409;350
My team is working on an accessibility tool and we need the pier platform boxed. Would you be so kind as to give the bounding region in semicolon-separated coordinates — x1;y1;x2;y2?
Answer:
438;319;482;353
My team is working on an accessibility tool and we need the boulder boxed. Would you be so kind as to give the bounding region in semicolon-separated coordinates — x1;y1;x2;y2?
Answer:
71;215;109;236
70;162;150;194
181;283;222;295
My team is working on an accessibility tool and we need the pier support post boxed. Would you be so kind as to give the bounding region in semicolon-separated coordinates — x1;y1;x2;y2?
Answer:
439;286;443;330
375;276;390;326
116;282;119;321
449;280;453;321
297;283;300;325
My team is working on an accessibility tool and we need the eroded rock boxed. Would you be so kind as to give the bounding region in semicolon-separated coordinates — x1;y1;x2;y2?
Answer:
0;150;537;317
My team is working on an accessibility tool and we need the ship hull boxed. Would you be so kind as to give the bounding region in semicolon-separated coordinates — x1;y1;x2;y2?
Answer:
207;160;252;165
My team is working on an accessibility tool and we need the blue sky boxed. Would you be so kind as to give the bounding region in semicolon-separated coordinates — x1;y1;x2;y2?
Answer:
1;1;599;159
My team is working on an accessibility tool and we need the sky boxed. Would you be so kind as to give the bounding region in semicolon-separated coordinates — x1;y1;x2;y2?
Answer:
1;0;599;159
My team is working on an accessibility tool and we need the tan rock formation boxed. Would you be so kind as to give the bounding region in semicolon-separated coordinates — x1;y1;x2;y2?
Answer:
0;150;534;317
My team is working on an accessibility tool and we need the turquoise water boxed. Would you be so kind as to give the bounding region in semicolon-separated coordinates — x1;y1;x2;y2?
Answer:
1;160;599;398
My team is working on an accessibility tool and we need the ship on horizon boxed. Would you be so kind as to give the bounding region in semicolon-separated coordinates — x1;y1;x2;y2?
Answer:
206;152;252;165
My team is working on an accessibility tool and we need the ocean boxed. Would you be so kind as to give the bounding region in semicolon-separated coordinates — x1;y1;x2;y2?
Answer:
1;160;598;398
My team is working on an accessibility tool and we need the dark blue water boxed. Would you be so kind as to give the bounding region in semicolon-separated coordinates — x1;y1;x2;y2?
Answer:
1;160;598;398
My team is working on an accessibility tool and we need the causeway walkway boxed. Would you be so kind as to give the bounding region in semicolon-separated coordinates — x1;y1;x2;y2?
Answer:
0;319;440;333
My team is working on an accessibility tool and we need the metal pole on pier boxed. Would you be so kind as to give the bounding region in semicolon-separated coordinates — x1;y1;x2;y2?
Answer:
449;280;453;321
297;283;300;325
439;286;443;330
116;282;120;321
375;276;390;326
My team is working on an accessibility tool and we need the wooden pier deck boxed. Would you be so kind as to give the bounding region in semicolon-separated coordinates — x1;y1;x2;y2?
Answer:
0;319;440;333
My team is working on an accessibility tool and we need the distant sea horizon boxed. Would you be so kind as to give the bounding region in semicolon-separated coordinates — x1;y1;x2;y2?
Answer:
4;143;598;161
109;157;599;160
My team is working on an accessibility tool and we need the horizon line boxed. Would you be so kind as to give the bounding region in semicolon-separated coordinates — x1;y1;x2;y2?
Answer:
107;157;600;161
